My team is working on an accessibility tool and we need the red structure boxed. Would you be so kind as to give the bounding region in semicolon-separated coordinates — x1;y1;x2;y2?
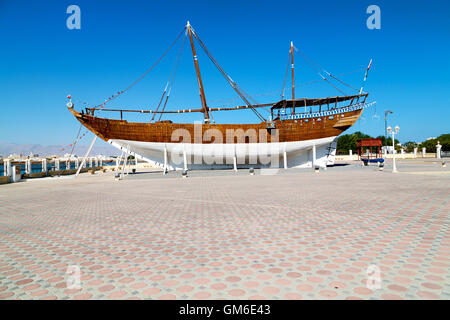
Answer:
357;138;383;160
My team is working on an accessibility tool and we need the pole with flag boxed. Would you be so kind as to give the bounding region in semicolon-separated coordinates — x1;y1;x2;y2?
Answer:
359;59;372;94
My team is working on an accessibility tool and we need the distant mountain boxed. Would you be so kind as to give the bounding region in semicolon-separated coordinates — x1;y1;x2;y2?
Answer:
0;141;121;157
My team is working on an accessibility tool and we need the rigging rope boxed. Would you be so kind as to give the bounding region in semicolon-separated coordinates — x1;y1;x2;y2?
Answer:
152;31;187;121
190;28;266;122
281;52;290;99
93;27;186;110
158;34;187;121
238;87;271;114
85;27;366;121
68;124;82;158
327;73;360;92
60;126;91;154
206;68;365;107
151;82;170;122
157;87;171;122
293;46;359;95
318;73;347;95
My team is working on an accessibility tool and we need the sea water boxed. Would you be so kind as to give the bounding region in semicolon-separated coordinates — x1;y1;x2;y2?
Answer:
0;161;114;176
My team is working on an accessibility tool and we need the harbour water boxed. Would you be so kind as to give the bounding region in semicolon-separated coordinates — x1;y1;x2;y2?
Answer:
0;160;115;176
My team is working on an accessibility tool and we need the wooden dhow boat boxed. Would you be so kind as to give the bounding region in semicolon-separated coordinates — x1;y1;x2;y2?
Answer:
68;22;375;171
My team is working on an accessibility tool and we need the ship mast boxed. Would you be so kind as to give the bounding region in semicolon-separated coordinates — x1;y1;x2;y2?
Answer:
187;21;210;123
290;41;295;114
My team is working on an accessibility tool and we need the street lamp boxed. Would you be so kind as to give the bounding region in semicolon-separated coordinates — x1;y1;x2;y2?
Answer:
387;125;399;173
384;110;393;148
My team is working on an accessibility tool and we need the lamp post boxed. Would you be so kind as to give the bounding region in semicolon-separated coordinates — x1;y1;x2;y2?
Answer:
384;110;393;148
387;125;399;173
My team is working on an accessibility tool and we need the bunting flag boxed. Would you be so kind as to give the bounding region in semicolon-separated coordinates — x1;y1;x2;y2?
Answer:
58;127;90;155
66;87;126;112
90;89;125;109
364;59;372;81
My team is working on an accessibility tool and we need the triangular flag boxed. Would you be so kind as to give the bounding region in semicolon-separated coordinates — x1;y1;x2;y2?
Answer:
364;59;373;81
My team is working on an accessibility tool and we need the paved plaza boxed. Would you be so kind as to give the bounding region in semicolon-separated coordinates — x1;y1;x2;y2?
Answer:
0;159;449;300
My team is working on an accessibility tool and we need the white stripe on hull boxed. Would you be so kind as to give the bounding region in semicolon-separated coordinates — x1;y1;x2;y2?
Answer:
108;136;338;170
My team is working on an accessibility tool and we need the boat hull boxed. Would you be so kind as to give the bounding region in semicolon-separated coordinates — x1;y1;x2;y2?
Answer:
68;106;361;169
69;107;362;143
108;136;337;170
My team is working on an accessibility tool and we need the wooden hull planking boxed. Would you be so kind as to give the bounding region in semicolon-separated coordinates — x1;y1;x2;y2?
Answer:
67;106;362;169
68;107;362;144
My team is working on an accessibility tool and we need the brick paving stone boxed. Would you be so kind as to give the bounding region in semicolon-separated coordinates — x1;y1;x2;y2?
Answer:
0;161;449;299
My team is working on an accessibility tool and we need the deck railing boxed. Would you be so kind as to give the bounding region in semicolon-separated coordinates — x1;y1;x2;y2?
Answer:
279;101;376;121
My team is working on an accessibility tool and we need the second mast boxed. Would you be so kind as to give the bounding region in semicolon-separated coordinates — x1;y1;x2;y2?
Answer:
187;21;210;123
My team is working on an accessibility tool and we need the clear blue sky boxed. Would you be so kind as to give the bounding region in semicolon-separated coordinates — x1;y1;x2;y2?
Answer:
0;0;449;147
